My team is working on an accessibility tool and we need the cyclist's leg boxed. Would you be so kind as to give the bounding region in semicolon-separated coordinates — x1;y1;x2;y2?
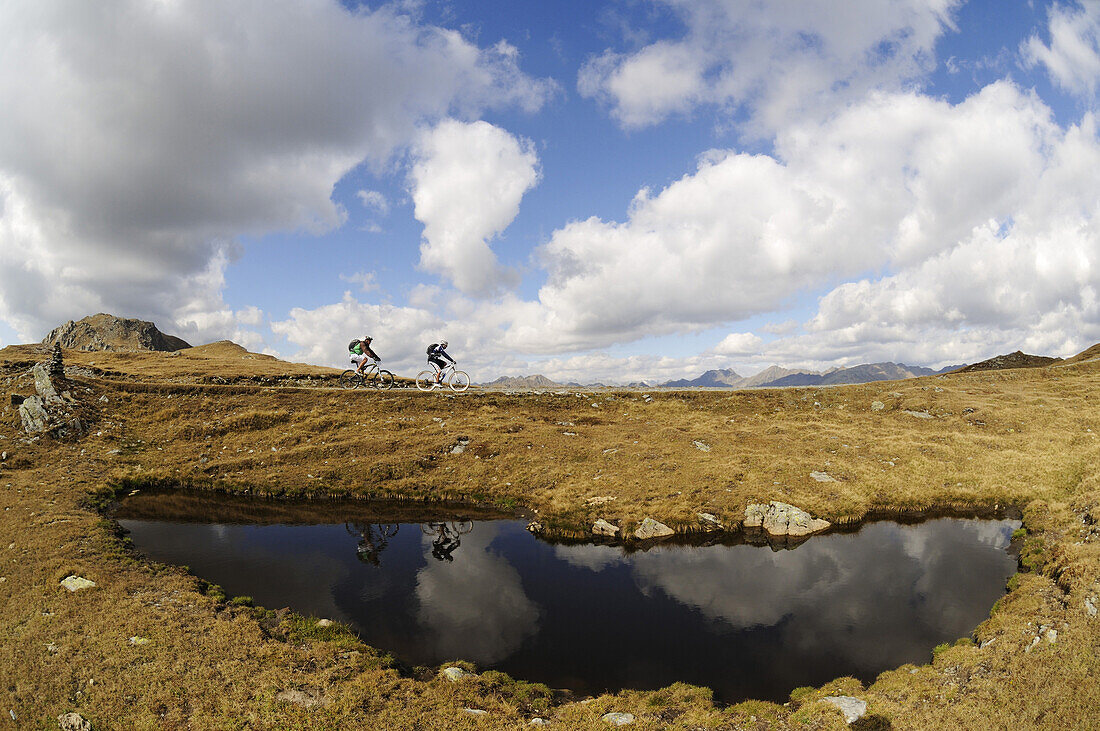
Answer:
428;356;445;382
351;353;367;373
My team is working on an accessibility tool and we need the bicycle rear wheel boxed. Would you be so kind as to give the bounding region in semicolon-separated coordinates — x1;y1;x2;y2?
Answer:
448;370;470;392
376;370;395;390
339;370;361;389
415;370;437;392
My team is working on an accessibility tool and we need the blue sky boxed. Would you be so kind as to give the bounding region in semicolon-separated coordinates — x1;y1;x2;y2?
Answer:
2;0;1099;383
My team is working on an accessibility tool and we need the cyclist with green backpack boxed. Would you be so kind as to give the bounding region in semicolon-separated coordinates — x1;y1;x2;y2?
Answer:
349;336;381;374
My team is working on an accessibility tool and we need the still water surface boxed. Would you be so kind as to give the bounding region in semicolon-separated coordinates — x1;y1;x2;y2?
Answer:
117;495;1019;703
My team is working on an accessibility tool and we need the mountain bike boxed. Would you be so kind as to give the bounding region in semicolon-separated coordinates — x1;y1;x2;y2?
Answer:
421;520;474;561
339;361;395;390
415;363;470;392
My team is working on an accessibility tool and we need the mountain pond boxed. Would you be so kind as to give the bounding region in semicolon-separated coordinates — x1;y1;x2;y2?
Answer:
114;490;1020;703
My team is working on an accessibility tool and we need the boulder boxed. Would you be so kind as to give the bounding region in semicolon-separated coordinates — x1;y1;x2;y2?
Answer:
744;502;830;537
34;364;60;402
871;400;885;411
810;471;837;482
592;519;620;537
822;696;867;724
634;517;675;540
692;440;711;452
18;396;49;434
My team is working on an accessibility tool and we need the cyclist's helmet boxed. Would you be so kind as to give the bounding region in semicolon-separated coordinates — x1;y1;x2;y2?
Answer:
363;335;372;342
440;340;448;348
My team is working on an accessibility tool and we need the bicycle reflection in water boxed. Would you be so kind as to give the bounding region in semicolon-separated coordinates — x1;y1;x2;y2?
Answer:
421;520;473;562
345;523;399;566
345;520;474;565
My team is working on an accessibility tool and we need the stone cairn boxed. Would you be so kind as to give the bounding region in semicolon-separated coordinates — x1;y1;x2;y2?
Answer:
47;341;65;380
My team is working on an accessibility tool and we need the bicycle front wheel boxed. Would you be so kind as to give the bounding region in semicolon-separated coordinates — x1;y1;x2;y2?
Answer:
415;370;437;392
339;370;361;389
448;370;471;392
375;370;395;390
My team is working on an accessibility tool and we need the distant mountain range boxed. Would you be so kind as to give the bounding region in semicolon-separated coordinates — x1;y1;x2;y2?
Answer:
481;374;575;389
660;362;964;389
483;361;967;390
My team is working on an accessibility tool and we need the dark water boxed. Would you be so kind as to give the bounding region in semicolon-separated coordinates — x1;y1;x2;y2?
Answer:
116;494;1019;703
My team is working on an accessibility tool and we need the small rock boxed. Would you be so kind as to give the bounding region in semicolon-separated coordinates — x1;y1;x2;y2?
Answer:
870;401;885;411
634;517;675;540
129;636;150;646
692;440;711;452
46;643;59;654
441;666;475;682
1085;597;1097;617
463;708;489;716
275;688;327;708
979;637;997;649
1025;636;1042;653
60;576;96;592
99;395;109;403
1045;628;1058;643
903;410;935;419
526;521;543;533
697;512;723;530
585;496;616;505
562;431;577;437
57;712;92;731
822;696;867;724
810;471;837;482
529;718;551;726
592;519;620;537
316;619;334;628
602;712;635;725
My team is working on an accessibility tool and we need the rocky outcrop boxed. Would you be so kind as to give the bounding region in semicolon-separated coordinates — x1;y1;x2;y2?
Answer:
744;501;830;537
42;313;190;352
954;350;1061;373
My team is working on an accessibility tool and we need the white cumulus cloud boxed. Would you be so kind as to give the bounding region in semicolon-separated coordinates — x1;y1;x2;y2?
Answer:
1023;0;1100;100
409;119;540;297
0;0;551;342
579;0;960;131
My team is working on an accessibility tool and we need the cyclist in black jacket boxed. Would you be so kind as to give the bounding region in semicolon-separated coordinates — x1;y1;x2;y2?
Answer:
426;340;455;383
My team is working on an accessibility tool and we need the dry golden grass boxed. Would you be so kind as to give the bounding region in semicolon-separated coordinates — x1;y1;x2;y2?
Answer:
1;346;1099;728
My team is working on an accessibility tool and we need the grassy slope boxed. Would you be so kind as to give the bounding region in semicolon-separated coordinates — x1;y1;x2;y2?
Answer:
1;348;1099;729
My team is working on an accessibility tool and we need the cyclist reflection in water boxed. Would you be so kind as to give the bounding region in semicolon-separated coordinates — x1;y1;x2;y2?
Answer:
422;520;473;562
346;523;398;566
